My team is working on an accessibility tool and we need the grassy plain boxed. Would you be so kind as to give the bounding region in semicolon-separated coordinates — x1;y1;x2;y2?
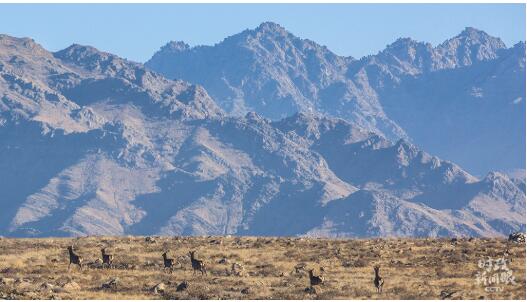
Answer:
0;236;524;299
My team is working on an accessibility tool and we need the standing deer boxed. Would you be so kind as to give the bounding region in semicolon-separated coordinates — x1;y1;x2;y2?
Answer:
162;251;175;274
67;246;83;271
308;269;324;286
189;251;207;275
373;265;384;293
101;248;114;269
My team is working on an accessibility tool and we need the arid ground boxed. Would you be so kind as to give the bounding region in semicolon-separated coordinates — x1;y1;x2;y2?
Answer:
0;236;525;299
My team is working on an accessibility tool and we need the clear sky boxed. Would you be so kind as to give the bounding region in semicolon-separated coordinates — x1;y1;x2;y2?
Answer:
0;4;524;62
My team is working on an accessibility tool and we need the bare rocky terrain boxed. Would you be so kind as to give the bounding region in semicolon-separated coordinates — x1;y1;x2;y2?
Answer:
0;236;525;299
147;23;525;176
0;31;525;237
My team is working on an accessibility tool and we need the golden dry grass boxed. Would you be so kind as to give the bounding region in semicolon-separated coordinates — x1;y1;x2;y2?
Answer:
0;236;524;299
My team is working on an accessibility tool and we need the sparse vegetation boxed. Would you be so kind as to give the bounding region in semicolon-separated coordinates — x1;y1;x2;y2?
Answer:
0;236;524;299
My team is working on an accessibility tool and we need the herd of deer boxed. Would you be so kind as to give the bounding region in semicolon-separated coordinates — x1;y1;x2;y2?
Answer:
66;245;384;293
62;233;525;294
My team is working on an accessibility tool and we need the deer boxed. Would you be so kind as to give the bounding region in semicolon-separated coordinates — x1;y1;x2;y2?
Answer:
162;251;175;274
373;265;384;293
67;245;83;271
308;269;324;287
189;251;207;275
101;248;114;269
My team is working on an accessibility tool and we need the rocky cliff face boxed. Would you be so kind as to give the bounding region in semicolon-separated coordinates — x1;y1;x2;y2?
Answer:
0;33;524;238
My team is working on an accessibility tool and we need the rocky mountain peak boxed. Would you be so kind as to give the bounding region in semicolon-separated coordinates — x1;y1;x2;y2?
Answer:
53;43;138;77
158;40;190;54
512;41;526;54
386;37;421;50
381;37;434;69
0;34;53;61
457;27;503;45
0;35;42;51
254;21;287;35
55;44;112;62
436;27;506;67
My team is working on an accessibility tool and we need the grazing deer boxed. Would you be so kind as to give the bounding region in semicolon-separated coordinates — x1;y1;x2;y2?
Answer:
189;251;207;275
67;246;83;271
373;265;384;293
308;269;324;286
101;248;114;269
162;252;175;274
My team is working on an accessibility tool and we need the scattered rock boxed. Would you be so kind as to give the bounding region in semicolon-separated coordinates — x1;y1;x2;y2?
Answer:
145;236;156;243
101;278;119;290
210;239;223;245
231;262;245;276
62;281;81;292
440;290;457;300
294;263;307;273
152;282;166;294
508;232;525;244
176;281;188;292
14;279;32;290
304;286;317;294
39;283;54;293
0;292;13;299
0;277;15;285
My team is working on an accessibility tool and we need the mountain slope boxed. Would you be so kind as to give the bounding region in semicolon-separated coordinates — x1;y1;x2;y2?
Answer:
146;22;408;142
0;34;524;238
146;24;525;176
0;35;353;237
361;30;525;176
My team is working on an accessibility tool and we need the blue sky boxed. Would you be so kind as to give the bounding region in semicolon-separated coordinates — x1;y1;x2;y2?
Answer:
0;4;524;62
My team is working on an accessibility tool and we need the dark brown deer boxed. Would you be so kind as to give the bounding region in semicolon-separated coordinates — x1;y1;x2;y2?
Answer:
67;245;83;271
189;251;207;275
308;269;324;286
162;251;175;274
373;265;384;293
101;248;114;269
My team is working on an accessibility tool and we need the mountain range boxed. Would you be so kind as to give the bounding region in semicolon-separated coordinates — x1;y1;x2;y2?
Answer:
146;23;525;176
0;23;524;238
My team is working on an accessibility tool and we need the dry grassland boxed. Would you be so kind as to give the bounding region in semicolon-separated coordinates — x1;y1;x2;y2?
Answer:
0;236;524;299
